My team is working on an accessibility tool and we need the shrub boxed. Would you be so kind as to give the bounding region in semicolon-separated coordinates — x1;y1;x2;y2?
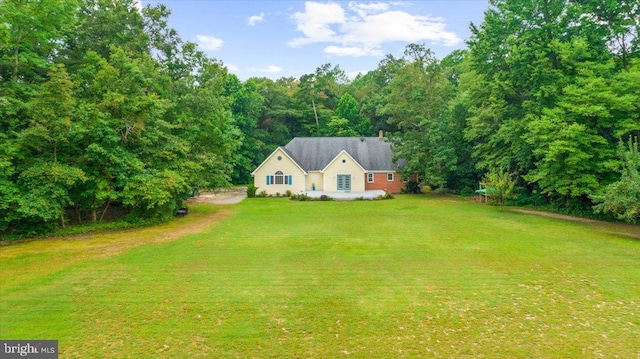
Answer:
460;187;474;197
285;190;292;197
383;193;395;200
246;184;258;198
258;190;268;198
406;181;421;194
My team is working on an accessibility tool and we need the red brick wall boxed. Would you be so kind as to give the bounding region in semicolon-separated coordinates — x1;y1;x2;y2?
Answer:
365;172;405;193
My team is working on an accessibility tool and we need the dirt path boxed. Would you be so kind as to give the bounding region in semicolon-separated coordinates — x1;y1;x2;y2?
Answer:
0;207;235;289
510;208;640;239
1;189;246;248
187;187;247;205
1;207;233;253
510;208;598;223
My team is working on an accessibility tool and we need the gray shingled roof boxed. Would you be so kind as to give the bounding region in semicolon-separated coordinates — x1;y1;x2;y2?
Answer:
283;137;401;171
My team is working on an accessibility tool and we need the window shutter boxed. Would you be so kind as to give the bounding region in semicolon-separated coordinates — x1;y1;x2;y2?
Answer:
266;176;270;185
289;175;292;185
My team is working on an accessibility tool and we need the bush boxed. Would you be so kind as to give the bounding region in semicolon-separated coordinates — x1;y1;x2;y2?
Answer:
383;193;395;200
285;190;292;197
406;181;421;194
246;184;258;198
258;190;268;198
460;187;474;197
512;187;546;207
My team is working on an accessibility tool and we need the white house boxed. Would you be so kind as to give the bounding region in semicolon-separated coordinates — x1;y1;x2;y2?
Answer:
251;135;406;195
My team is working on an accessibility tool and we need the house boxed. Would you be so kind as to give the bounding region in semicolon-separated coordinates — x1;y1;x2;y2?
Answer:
251;133;406;195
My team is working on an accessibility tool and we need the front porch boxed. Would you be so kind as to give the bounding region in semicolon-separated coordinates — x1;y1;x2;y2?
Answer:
303;190;386;200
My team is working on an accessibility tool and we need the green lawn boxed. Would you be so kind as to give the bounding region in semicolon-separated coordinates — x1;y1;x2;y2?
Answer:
1;196;639;358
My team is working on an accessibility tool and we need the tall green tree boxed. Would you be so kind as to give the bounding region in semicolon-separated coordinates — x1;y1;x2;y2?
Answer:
331;92;372;136
386;44;457;190
0;0;78;136
66;0;148;64
226;75;265;184
252;77;302;147
349;55;405;133
17;64;86;228
593;136;640;223
296;63;347;135
465;0;638;209
1;0;241;233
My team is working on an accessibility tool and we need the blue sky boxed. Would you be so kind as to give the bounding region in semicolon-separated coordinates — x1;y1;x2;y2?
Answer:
140;1;490;80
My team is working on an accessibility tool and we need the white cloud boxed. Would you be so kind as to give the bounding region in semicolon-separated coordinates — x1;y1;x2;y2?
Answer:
346;70;369;79
325;45;382;57
348;2;389;17
341;11;460;47
196;35;224;51
247;13;264;26
288;1;461;56
249;65;283;73
389;1;411;6
288;1;346;47
225;64;239;72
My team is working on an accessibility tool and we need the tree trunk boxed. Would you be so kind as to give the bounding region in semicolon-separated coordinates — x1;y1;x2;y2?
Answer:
311;97;319;129
99;199;111;222
75;204;82;224
60;213;66;229
12;31;21;80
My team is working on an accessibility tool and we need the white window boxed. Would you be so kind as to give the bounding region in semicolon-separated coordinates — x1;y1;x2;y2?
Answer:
367;173;374;183
275;171;284;184
387;173;394;181
267;171;292;185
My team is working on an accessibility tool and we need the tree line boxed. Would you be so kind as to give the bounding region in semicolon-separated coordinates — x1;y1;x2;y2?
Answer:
1;0;639;236
1;0;241;234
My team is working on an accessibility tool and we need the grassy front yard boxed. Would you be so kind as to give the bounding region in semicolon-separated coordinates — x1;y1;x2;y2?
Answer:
1;196;638;357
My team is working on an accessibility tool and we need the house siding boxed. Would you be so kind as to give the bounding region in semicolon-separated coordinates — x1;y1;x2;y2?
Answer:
252;148;305;195
365;172;405;193
322;152;365;192
306;172;323;191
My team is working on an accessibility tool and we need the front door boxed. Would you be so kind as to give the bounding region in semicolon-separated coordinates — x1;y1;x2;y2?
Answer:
337;174;351;191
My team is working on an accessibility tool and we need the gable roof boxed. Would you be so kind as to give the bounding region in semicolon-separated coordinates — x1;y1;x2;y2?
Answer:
283;137;401;172
250;146;307;176
321;149;367;173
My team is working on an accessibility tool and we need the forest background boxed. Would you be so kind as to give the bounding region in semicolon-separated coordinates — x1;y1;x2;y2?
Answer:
1;0;639;236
